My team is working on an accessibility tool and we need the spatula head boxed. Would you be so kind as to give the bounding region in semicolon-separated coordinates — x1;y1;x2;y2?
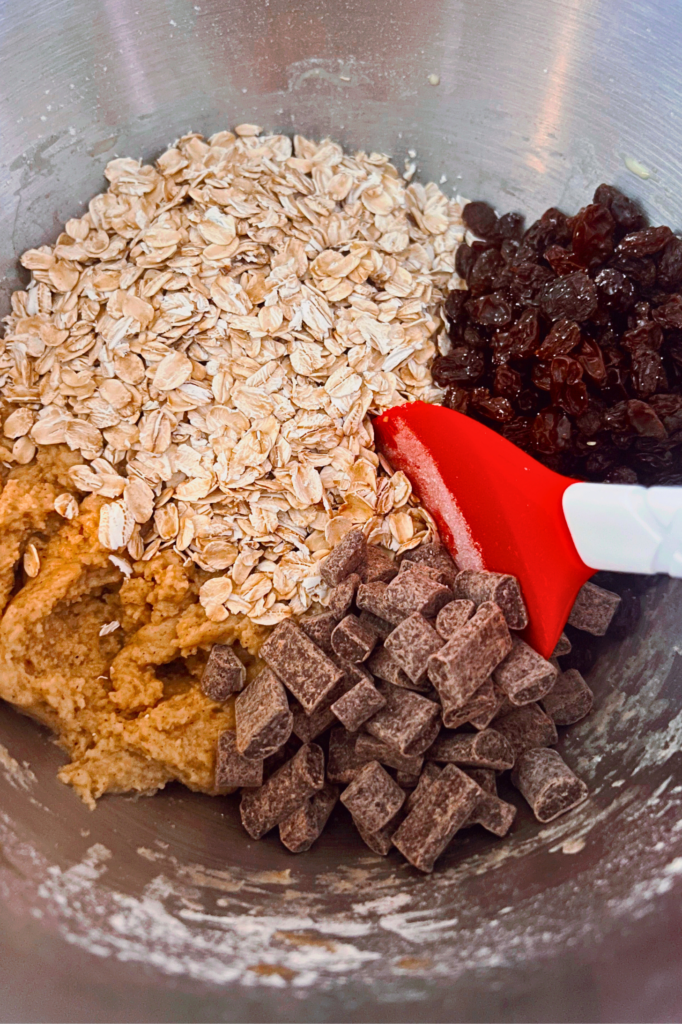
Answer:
373;402;593;658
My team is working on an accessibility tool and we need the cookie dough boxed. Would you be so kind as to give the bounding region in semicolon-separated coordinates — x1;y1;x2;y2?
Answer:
0;447;269;807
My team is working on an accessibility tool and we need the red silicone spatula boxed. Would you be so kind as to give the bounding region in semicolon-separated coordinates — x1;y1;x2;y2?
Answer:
374;401;682;658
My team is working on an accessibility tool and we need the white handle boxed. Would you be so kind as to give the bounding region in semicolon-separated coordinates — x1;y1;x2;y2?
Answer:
563;482;682;577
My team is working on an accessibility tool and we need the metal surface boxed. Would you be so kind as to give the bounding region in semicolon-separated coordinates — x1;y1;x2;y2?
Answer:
1;0;682;1020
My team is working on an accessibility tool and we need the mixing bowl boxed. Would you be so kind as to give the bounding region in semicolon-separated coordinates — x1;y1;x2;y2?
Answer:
1;0;682;1019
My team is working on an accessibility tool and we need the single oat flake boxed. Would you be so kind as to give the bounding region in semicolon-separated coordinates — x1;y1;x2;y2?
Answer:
1;129;467;624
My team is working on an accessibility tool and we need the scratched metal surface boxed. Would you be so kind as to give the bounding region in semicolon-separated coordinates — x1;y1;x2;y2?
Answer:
1;0;682;1020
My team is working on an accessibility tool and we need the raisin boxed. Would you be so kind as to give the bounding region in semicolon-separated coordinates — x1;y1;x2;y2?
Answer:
536;319;581;359
463;201;500;239
517;389;540;415
500;239;520;263
617;225;673;257
435;187;682;490
572;203;615;265
605;466;639;484
443;385;470;413
601;366;629;403
498;211;524;240
544;245;584;276
532;406;572;453
501;418;534;451
532;361;552;391
465;292;513;326
652;295;682;330
463;324;488;349
626;399;667;438
455;243;476;281
540;272;598;322
468;248;504;295
577;338;607;383
550;356;586;413
656;237;682;291
431;348;485;386
525;208;572;252
621;322;663;352
470;388;514;422
594;267;636;311
576;405;603;436
563;381;589;416
511;263;555;306
649;394;682;434
444;289;468;322
611;255;657;288
630;350;667;396
493;364;522;398
602;401;629;433
593;184;645;232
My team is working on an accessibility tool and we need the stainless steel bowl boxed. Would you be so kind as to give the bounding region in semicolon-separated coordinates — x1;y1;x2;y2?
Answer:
1;0;682;1019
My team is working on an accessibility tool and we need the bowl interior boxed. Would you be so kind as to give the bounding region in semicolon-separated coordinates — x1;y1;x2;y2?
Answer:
1;0;682;1020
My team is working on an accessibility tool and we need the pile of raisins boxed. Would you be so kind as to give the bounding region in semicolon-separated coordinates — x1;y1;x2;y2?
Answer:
437;185;682;485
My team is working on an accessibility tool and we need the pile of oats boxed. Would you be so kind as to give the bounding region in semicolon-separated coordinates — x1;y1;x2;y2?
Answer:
0;127;466;625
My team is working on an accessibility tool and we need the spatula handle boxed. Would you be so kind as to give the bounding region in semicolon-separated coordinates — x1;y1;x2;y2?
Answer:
563;482;682;576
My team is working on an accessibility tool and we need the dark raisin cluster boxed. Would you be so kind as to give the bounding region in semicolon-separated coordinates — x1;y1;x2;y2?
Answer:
438;185;682;485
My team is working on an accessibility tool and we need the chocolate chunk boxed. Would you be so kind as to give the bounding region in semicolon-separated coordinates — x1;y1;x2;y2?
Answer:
300;612;338;656
443;677;498;730
327;727;371;783
263;736;302;779
234;668;293;759
215;730;263;789
384;613;444;684
336;657;375;688
279;782;339;853
356;582;404;625
493;703;558;759
512;747;588;823
464;767;497;794
358;609;394;640
567;581;621;635
291;700;336;743
240;743;325;839
427;728;514;770
427;601;513;714
435;599;476;640
392;763;482;873
355;812;403;856
493;636;558;706
340;760;405;832
320;529;367;587
404;761;442;812
552;632;572;658
397;559;451;588
331;678;386;731
365;683;441;756
466;791;517;836
542;668;594;726
289;657;361;743
467;683;507;731
401;542;458;588
367;645;428;691
201;644;246;701
386;566;453;619
328;574;360;619
396;770;421;788
331;613;378;663
454;570;529;630
355;733;425;775
260;620;344;713
359;545;399;584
